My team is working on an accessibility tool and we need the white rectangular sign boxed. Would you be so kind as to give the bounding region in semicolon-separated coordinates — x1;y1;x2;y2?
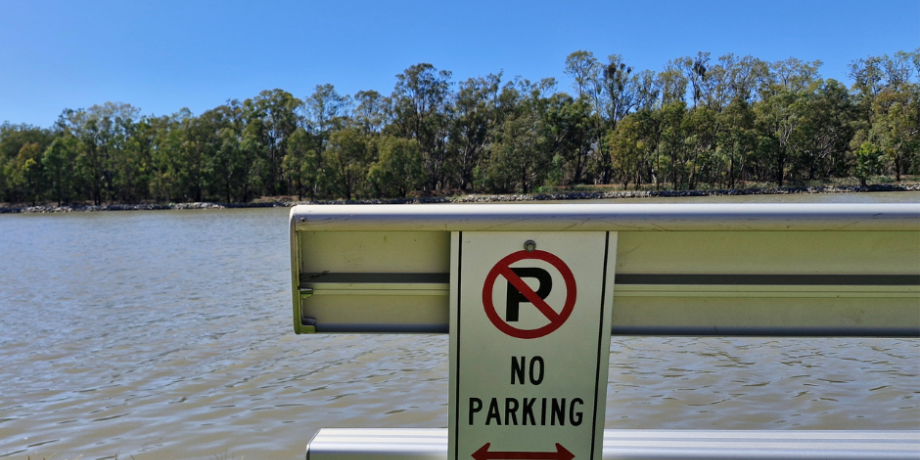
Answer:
449;232;616;460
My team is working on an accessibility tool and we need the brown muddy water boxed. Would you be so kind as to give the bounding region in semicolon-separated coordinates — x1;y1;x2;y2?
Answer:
1;192;918;460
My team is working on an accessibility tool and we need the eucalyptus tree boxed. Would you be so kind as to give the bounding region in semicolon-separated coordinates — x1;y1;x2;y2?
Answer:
852;50;920;180
560;53;599;182
564;51;640;183
366;135;423;198
716;97;756;189
148;114;180;202
8;142;44;205
483;78;562;193
480;79;531;193
324;126;373;200
871;82;920;180
483;111;535;193
209;126;244;202
216;100;251;202
657;101;688;188
854;141;884;186
97;103;142;202
754;89;802;187
701;60;729;112
719;54;769;104
633;108;664;189
389;64;452;191
849;53;904;125
656;66;688;107
600;55;637;125
353;90;387;135
608;113;647;189
707;55;768;188
42;136;78;205
754;58;822;186
633;70;660;112
282;128;315;200
673;52;711;108
448;73;502;191
303;84;351;149
591;55;639;183
198;102;249;203
540;92;594;187
0;123;51;203
118;116;157;203
175;108;210;202
243;89;300;196
56;103;141;204
240;120;269;200
682;105;719;189
563;51;601;100
300;84;352;198
792;79;855;181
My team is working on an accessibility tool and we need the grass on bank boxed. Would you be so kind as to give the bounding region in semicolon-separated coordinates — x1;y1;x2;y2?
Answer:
531;175;920;195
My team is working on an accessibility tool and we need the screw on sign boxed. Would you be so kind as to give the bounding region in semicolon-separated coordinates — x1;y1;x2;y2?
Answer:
481;250;577;339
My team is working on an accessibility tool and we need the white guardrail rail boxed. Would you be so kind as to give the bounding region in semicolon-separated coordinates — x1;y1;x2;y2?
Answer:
290;203;920;336
305;428;920;460
290;204;920;460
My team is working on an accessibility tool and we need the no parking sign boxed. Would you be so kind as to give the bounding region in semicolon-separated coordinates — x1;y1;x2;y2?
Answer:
482;249;577;339
449;232;617;460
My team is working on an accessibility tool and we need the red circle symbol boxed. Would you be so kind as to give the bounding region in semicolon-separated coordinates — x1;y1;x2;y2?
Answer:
482;250;577;339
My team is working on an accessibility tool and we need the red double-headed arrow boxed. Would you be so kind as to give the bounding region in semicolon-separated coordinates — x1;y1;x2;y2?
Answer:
471;443;574;460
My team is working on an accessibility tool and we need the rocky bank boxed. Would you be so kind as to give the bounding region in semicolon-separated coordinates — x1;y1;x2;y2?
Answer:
1;183;917;214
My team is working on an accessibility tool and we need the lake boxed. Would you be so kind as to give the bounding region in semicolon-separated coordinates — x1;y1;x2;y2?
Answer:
1;191;918;459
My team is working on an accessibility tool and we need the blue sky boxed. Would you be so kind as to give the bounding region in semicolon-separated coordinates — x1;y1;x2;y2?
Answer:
1;0;917;127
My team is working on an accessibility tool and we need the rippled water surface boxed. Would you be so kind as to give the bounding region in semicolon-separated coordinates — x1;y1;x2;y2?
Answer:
1;194;918;459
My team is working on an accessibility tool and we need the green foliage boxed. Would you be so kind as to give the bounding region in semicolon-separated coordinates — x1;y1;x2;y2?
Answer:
42;136;79;204
367;135;423;197
2;49;919;206
12;143;44;205
325;127;371;200
854;142;884;186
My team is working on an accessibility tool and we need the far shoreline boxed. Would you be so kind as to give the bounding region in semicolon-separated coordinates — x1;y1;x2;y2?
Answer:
2;183;918;214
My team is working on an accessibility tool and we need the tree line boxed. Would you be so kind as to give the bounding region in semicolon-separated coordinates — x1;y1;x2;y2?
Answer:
2;49;918;206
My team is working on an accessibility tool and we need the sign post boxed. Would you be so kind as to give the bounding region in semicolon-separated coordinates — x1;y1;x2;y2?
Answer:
449;232;617;460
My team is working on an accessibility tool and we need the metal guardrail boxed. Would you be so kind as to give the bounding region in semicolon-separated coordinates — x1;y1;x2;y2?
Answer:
290;203;920;336
290;203;920;232
305;428;920;460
